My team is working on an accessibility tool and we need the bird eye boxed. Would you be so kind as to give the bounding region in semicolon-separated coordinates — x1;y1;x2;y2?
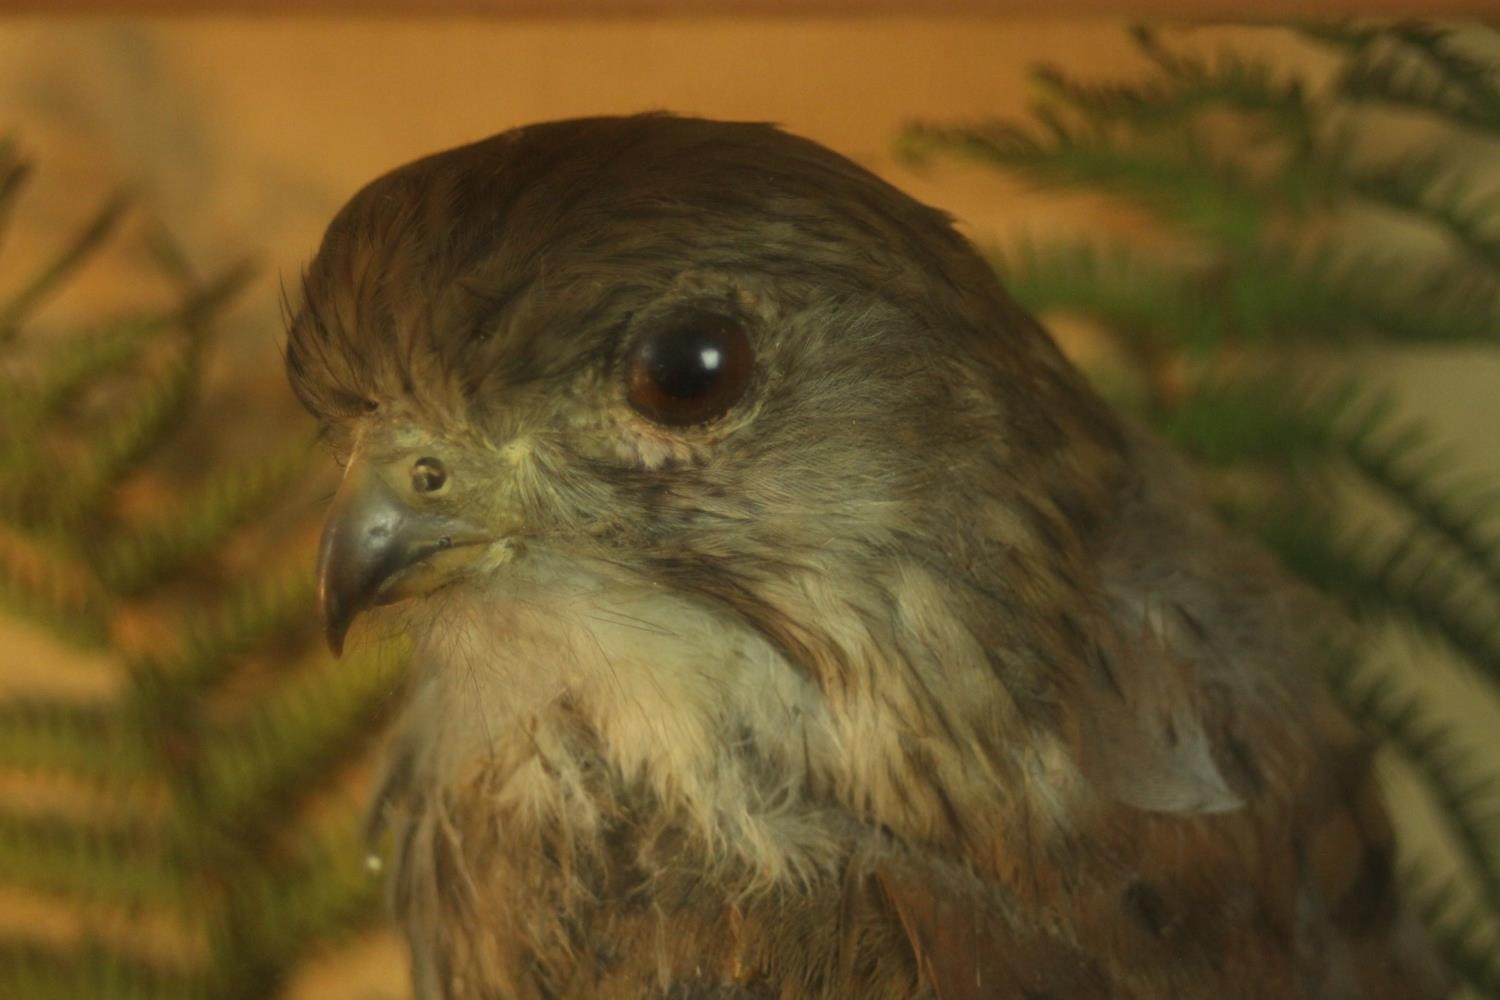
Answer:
625;313;754;427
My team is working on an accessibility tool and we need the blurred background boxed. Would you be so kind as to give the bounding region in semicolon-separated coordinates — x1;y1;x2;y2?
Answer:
1;9;1498;1000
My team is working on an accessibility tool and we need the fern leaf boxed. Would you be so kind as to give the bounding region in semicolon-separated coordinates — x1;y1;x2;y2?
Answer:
0;148;391;1000
1336;28;1500;132
1151;375;1336;466
0;699;144;781
1335;404;1500;597
1332;662;1500;917
0;940;202;1000
28;262;254;424
99;440;311;595
1382;22;1500;126
170;260;256;342
1405;863;1500;996
1287;21;1382;52
1256;509;1500;694
0;527;109;644
48;350;200;530
0;810;178;907
1032;35;1308;135
1345;152;1500;274
186;645;403;847
212;820;383;1000
1004;234;1497;351
0;140;30;254
997;239;1237;368
127;564;317;715
1239;242;1499;345
0;191;130;344
30;317;166;413
901;119;1273;246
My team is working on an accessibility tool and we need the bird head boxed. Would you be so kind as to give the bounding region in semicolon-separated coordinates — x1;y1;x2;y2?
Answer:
287;115;1125;664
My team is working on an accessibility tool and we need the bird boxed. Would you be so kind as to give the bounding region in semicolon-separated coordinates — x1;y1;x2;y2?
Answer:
285;114;1450;1000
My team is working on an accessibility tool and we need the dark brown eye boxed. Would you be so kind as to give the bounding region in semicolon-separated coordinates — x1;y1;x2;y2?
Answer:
626;314;754;427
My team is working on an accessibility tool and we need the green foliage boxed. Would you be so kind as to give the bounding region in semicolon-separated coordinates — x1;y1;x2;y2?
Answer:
0;143;401;998
905;20;1500;998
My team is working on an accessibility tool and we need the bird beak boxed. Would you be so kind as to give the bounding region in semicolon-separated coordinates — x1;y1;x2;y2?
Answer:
316;457;489;656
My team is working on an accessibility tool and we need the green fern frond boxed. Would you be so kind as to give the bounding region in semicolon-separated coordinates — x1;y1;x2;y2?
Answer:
902;118;1276;246
0;941;202;1000
99;440;312;595
0;191;131;344
14;262;258;424
213;820;384;1000
188;645;404;846
1255;509;1500;695
909;19;1500;1000
0;318;170;478
1379;23;1500;124
28;317;168;414
48;353;200;531
1335;407;1500;597
1005;235;1496;353
1033;32;1309;135
1239;242;1499;345
1360;536;1500;690
48;263;255;523
1332;661;1500;916
169;261;257;342
996;239;1222;349
7;262;254;532
1287;21;1383;52
0;146;397;999
0;810;178;907
1243;376;1500;581
126;565;317;714
0;530;108;644
1344;152;1500;274
1406;863;1500;995
1336;29;1500;132
1150;374;1337;465
0;699;143;780
266;821;386;948
0;140;31;246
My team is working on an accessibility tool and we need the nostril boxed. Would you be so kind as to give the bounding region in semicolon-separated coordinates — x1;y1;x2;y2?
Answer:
410;457;447;494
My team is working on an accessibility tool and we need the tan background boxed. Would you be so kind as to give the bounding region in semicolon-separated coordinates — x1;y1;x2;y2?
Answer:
1;15;1497;998
6;2;1500;16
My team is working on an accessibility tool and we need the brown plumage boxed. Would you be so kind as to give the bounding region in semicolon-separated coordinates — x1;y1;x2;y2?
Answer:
286;114;1450;1000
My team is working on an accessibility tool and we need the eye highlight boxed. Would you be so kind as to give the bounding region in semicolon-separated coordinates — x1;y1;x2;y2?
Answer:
625;313;754;427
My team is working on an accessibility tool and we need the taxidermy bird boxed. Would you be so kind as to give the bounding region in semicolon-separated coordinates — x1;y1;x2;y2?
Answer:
286;115;1450;999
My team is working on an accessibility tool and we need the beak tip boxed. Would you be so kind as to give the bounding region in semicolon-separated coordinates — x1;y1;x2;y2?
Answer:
316;458;400;662
320;588;350;658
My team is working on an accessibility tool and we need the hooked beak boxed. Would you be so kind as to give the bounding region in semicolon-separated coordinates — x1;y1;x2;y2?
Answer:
316;458;489;656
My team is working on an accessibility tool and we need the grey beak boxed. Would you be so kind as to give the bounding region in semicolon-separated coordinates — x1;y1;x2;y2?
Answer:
316;460;483;656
